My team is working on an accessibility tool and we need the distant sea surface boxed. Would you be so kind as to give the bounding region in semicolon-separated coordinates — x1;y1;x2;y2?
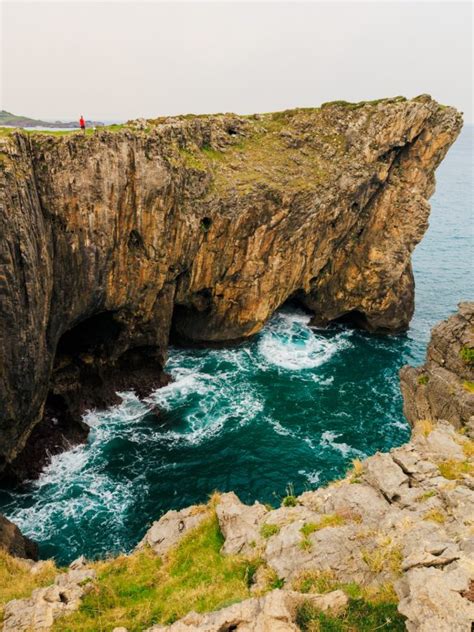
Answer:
0;125;472;565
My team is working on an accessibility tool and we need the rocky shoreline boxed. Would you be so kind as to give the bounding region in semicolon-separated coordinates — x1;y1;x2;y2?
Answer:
0;96;462;482
1;304;473;631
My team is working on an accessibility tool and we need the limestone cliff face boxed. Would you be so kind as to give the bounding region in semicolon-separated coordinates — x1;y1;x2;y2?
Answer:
400;302;474;435
0;95;462;478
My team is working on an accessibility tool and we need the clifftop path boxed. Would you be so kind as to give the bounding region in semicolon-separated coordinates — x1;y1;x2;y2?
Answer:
0;95;462;479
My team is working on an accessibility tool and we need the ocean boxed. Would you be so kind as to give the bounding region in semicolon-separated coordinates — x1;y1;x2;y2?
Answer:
0;125;472;565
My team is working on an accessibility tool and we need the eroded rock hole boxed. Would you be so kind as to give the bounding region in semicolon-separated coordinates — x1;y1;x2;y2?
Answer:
333;310;370;330
226;125;238;136
200;217;212;232
128;229;145;253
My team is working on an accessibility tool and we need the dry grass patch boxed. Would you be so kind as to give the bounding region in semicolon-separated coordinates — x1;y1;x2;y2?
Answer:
423;509;446;524
361;539;403;576
0;550;58;624
438;459;474;480
414;419;434;437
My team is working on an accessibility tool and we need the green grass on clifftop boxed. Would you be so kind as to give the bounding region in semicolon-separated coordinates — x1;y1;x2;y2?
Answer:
53;513;254;631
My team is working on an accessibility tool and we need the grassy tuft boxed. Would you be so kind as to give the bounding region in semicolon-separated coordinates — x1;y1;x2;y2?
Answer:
460;346;474;366
418;374;429;385
53;513;253;631
415;418;434;437
438;459;474;480
260;523;280;539
423;509;446;524
417;490;437;502
296;596;406;631
463;380;474;394
361;540;403;576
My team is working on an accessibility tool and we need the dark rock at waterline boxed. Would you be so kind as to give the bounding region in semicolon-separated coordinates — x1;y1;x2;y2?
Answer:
0;96;462;482
0;514;38;560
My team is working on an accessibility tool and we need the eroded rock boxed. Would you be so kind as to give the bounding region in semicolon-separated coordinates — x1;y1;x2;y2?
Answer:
137;505;210;557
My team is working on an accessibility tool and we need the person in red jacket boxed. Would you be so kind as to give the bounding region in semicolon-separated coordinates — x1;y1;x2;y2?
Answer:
79;115;86;132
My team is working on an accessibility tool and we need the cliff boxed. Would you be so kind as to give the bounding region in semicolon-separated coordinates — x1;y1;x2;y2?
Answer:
0;95;462;479
1;306;472;632
400;302;474;435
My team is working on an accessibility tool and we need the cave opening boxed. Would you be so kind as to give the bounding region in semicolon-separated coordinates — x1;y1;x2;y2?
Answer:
55;311;123;359
332;309;370;330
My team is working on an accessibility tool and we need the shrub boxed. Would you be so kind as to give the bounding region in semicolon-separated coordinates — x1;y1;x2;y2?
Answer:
418;374;429;385
460;346;474;365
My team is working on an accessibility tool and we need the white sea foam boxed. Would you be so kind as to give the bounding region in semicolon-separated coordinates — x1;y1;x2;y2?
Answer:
320;430;366;458
257;310;351;371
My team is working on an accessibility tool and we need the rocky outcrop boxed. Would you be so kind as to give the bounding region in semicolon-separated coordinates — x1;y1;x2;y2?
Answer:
2;557;95;631
0;513;38;560
145;589;348;631
0;96;462;479
400;302;474;435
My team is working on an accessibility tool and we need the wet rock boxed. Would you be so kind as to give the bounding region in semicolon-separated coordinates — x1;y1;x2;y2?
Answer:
0;514;38;560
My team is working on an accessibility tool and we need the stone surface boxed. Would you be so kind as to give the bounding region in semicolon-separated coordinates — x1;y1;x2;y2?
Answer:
145;589;348;631
137;505;209;557
400;302;474;434
0;97;462;480
0;513;38;560
216;492;268;555
396;562;474;632
2;566;96;631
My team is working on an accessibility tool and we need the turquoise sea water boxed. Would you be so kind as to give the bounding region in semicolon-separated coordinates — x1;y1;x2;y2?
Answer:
0;126;472;565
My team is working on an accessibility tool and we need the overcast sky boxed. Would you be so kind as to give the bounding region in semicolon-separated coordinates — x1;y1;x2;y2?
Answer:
1;1;472;122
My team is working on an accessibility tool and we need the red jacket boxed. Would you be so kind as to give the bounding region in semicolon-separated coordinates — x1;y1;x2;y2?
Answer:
79;117;85;127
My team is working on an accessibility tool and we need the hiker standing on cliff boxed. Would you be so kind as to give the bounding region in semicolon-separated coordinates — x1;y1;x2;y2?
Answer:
79;115;86;132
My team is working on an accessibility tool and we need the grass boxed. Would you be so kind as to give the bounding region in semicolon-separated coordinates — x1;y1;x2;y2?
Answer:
463;380;474;394
299;515;346;551
418;374;429;385
53;513;254;631
438;459;474;480
361;540;403;576
423;509;446;524
296;597;406;631
260;523;280;539
415;418;434;437
417;490;437;502
0;550;58;624
350;458;364;483
460;346;474;366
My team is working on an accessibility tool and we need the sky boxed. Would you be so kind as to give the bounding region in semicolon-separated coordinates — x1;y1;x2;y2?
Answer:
1;1;472;122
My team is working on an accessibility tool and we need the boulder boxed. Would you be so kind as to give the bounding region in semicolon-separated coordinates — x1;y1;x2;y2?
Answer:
137;505;209;557
216;492;268;555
